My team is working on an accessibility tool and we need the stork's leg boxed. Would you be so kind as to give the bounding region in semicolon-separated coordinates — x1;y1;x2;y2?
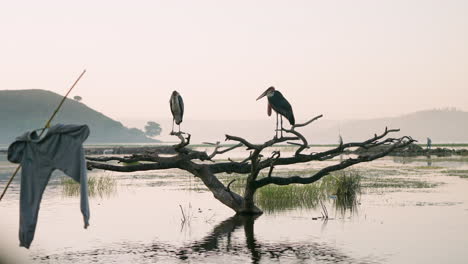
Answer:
178;123;181;133
172;119;175;134
275;112;279;138
280;116;284;138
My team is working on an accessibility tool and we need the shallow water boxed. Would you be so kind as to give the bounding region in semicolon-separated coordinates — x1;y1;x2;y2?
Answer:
1;148;468;264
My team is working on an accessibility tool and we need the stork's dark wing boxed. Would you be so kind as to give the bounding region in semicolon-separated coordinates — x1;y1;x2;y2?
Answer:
269;91;295;125
178;94;184;121
170;95;176;118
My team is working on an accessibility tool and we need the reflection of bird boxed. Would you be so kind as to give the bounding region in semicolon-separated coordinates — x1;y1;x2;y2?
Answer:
257;86;295;138
170;90;184;133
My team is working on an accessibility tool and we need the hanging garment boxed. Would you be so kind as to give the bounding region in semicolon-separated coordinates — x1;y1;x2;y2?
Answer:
7;124;90;249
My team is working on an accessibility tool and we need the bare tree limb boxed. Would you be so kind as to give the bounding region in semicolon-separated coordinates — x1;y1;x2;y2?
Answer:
226;179;236;192
282;128;309;156
86;160;174;172
208;127;408;174
86;156;140;163
267;151;280;178
171;132;191;152
292;114;323;129
208;143;243;159
255;137;414;188
225;134;299;152
225;135;258;150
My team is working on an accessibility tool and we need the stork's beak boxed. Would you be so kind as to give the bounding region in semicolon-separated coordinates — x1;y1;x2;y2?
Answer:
256;90;268;101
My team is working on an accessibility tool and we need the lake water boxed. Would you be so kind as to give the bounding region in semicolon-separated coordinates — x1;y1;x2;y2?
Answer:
1;147;468;264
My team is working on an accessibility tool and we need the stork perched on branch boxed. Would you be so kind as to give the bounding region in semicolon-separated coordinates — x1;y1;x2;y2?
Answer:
170;90;184;134
257;86;295;138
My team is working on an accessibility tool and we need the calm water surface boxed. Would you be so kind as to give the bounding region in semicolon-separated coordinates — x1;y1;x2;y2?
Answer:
0;148;468;264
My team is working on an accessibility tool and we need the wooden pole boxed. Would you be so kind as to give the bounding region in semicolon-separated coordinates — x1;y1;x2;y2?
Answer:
0;70;86;201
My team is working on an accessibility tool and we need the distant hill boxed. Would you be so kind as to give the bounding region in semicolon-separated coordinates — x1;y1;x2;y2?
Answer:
0;89;159;144
327;109;468;144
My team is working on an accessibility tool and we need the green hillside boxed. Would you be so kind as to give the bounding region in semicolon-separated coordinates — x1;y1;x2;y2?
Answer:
0;89;159;144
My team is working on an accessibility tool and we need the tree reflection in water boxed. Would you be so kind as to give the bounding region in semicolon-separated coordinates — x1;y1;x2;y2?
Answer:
35;214;376;264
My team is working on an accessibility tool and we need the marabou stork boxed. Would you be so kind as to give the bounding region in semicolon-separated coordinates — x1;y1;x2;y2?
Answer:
170;90;184;133
257;86;295;138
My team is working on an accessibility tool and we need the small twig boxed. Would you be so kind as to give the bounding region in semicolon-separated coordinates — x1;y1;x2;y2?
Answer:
287;142;304;146
202;142;218;146
319;199;329;220
267;165;275;178
226;179;236;192
224;179;242;205
292;114;323;129
283;128;309;156
179;204;186;224
209;143;243;159
267;151;281;177
225;134;258;150
239;151;253;164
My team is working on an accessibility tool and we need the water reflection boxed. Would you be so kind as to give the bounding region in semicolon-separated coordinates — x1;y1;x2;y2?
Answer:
184;214;366;263
427;155;432;166
35;215;375;264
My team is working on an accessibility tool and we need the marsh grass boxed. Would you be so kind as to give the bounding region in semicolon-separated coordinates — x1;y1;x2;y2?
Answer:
61;174;117;198
414;166;444;170
361;177;437;189
395;156;468;163
442;170;468;179
255;183;326;213
254;171;362;214
331;171;361;213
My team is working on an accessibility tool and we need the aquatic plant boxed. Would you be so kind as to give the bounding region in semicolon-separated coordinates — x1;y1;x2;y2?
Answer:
330;171;361;213
179;203;194;230
361;177;437;189
253;171;361;214
442;169;468;179
61;174;117;198
255;183;325;213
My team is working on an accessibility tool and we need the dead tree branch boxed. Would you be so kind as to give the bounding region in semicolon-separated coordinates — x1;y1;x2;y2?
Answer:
292;114;323;129
86;113;413;215
283;128;309;156
172;131;191;152
255;136;414;188
207;142;243;160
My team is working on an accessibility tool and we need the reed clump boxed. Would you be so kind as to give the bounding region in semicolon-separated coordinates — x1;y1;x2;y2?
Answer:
61;174;117;198
255;171;361;213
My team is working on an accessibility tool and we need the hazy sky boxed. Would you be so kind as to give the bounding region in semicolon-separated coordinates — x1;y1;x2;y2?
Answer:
1;0;467;123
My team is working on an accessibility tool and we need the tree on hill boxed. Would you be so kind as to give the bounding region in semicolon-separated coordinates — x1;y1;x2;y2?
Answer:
73;95;82;102
87;114;414;214
0;89;159;144
144;121;162;137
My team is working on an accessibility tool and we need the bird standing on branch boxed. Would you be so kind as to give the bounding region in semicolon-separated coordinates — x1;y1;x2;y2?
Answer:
170;90;184;134
257;86;295;138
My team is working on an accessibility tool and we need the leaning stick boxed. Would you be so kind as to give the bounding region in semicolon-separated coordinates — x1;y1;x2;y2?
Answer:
0;70;86;201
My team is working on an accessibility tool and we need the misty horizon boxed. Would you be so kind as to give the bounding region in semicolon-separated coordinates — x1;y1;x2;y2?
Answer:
1;1;467;123
119;108;468;144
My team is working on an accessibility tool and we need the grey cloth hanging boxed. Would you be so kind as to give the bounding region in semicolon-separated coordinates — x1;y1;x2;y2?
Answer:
8;124;90;249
